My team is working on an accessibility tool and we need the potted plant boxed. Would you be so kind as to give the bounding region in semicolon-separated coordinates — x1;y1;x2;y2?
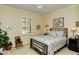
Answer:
0;29;9;53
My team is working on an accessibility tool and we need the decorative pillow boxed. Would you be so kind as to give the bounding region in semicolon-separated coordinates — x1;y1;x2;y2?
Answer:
56;31;64;37
48;31;57;37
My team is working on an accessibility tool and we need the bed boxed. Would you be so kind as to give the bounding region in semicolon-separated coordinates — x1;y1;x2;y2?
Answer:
30;28;68;55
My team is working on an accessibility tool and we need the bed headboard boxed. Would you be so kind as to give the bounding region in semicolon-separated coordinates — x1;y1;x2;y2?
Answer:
50;28;68;38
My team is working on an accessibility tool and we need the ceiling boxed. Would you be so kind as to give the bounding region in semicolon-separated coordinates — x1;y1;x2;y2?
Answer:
3;4;73;14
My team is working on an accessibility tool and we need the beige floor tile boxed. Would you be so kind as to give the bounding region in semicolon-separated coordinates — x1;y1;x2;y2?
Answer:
2;45;78;55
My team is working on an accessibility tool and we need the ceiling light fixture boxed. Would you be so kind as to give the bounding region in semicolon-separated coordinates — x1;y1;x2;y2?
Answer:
37;5;42;9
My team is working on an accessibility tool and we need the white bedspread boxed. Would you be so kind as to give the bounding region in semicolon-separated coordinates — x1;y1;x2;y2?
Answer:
32;35;67;55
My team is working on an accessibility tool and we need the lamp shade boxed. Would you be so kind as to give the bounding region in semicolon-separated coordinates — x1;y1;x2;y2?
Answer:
45;25;49;33
71;27;77;37
71;28;76;31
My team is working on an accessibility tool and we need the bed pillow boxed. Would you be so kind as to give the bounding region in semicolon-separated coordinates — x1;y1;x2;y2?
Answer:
48;31;57;37
56;31;64;37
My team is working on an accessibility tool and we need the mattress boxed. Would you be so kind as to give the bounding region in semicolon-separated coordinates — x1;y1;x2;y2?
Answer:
32;35;67;55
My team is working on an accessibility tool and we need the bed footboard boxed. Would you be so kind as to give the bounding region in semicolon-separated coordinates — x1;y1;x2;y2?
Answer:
30;38;48;55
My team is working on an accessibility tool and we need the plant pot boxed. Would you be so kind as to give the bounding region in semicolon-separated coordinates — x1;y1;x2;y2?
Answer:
0;48;3;53
4;42;12;51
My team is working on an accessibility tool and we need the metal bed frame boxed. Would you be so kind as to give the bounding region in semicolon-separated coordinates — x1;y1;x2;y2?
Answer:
30;28;68;55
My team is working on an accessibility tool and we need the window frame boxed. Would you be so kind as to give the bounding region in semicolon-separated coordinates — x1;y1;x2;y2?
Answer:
21;16;31;35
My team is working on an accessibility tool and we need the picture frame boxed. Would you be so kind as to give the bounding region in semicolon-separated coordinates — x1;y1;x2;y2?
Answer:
76;21;79;27
36;25;41;30
53;17;64;28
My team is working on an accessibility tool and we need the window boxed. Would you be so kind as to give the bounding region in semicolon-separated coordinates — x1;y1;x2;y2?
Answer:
21;16;31;35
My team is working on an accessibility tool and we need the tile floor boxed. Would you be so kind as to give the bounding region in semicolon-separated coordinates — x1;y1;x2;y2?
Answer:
2;44;78;55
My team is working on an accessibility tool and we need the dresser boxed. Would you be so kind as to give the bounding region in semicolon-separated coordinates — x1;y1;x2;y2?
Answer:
68;37;79;52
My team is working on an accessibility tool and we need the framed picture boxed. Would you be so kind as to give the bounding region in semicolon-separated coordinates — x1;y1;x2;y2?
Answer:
53;17;64;28
76;21;79;27
36;25;41;30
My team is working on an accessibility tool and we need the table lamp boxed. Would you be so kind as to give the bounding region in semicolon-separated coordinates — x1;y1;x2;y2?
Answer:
71;28;76;37
45;25;49;34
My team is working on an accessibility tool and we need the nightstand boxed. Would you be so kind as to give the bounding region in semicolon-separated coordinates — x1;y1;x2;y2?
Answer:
68;37;79;52
44;33;48;35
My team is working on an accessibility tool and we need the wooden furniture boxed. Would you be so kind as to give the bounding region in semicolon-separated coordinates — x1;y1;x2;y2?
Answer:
15;36;23;48
44;33;48;35
68;37;79;52
0;53;3;55
4;41;12;51
30;28;68;55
